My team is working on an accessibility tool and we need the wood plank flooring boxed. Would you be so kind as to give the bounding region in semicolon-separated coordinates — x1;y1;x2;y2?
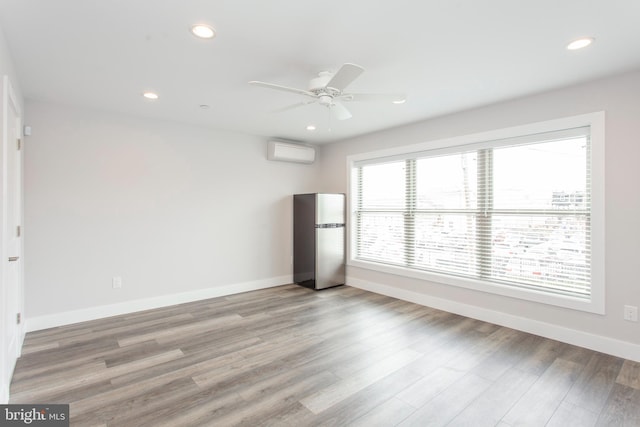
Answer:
10;284;640;426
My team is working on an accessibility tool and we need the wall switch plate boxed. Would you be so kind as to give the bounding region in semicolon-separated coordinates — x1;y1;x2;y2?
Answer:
112;276;122;289
623;305;638;322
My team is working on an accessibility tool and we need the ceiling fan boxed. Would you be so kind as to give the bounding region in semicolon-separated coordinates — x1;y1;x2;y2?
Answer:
249;63;405;121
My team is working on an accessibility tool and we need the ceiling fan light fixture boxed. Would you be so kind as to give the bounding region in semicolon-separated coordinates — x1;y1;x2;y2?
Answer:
318;94;333;106
191;24;216;39
567;37;594;50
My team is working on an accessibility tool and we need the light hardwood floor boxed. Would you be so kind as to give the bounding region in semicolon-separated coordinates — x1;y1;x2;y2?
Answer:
10;284;640;426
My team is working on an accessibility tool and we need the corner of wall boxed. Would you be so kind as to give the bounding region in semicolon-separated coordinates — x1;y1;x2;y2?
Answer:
26;275;292;332
348;277;640;363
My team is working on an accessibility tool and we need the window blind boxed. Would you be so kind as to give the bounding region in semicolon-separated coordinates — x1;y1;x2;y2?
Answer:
354;127;591;299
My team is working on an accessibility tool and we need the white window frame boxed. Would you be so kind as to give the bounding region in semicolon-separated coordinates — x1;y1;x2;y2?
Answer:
347;112;605;314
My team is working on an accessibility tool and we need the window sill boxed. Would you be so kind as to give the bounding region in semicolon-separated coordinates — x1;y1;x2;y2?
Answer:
348;258;604;315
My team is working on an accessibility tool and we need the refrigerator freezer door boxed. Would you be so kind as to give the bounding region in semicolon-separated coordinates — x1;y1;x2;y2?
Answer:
315;226;345;289
316;193;345;225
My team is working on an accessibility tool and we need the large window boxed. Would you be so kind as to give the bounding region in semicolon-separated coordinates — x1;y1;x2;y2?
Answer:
349;114;604;313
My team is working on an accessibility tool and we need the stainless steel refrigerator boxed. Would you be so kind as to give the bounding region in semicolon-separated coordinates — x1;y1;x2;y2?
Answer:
293;193;345;290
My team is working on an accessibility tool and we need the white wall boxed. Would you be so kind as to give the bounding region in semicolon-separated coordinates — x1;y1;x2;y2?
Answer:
317;70;640;360
24;101;319;327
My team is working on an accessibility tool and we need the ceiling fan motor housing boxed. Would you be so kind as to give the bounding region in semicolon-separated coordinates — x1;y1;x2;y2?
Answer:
310;72;342;106
309;71;333;91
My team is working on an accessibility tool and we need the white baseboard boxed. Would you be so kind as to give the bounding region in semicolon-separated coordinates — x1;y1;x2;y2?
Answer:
26;275;292;332
348;277;640;363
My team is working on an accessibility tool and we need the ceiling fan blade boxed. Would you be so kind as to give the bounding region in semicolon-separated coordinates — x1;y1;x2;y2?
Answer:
271;99;317;113
341;93;407;103
331;102;352;121
249;81;316;98
325;63;364;92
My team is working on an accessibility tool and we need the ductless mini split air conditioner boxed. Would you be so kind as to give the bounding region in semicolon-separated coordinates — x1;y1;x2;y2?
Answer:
267;140;316;164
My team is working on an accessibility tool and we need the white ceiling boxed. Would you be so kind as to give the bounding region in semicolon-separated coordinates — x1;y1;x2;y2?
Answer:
1;1;639;144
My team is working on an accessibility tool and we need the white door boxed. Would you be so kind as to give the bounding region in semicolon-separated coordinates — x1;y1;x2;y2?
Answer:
1;76;23;402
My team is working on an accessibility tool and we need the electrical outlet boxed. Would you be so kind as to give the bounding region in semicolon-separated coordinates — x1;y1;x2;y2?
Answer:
112;276;122;289
623;305;638;322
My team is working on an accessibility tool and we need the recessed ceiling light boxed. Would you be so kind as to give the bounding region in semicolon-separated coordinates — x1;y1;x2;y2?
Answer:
306;125;316;131
392;99;406;104
191;24;216;39
199;104;210;109
142;91;159;100
567;37;594;50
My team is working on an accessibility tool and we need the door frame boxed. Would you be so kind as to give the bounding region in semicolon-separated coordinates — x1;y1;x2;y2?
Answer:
1;75;24;403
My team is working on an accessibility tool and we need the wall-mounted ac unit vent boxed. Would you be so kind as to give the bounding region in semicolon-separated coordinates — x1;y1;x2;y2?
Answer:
267;140;316;164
